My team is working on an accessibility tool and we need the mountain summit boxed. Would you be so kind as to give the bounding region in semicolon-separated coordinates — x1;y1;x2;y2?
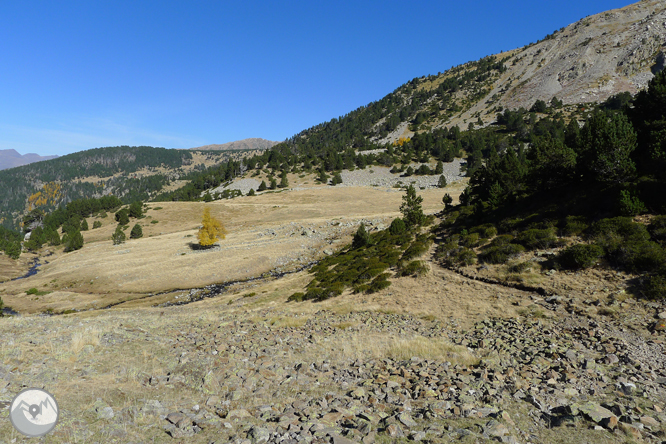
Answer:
0;149;58;171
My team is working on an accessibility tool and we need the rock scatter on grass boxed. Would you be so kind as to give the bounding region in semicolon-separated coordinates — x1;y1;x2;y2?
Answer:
1;302;664;443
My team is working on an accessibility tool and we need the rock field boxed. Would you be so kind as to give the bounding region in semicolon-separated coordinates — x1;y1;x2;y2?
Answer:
1;289;665;443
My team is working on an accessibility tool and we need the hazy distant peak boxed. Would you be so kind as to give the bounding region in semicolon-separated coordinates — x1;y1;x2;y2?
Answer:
190;138;279;151
0;149;58;171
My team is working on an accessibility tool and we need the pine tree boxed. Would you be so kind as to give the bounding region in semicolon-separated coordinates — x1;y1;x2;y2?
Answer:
65;229;84;252
130;224;143;239
352;223;370;249
331;172;343;185
442;193;453;209
270;178;277;190
80;219;89;231
112;226;126;245
198;207;226;247
279;171;289;188
437;175;447;188
400;184;425;228
248;189;256;196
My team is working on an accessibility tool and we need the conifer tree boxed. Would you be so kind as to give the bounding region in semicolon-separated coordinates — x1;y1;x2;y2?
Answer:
198;207;226;247
258;180;267;191
130;223;143;239
112;226;126;245
400;184;425;228
352;223;370;249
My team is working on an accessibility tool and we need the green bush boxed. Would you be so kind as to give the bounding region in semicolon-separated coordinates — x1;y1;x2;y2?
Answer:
470;224;497;239
115;209;130;225
398;260;428;277
460;232;481;248
367;274;391;293
619;190;647;216
641;274;666;299
151;220;159;224
588;217;649;243
389;218;407;235
454;248;477;266
516;228;557;250
558;244;604;269
560;216;588;237
649;216;666;244
92;221;102;229
401;235;432;261
287;292;305;302
507;261;532;273
480;243;525;264
588;217;664;272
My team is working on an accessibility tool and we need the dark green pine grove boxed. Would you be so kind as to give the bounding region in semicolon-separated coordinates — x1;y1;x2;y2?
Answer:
439;70;666;299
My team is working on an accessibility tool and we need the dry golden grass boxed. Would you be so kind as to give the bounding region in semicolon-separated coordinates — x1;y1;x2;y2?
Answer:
322;332;479;367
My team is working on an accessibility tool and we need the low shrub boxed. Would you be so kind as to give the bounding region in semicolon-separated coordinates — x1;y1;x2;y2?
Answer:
558;244;604;269
640;274;666;299
560;215;588;237
507;261;532;273
92;221;102;229
470;224;497;239
398;260;428;277
460;232;480;248
649;216;666;244
515;228;557;250
287;292;305;302
618;189;647;216
389;218;406;235
479;243;525;264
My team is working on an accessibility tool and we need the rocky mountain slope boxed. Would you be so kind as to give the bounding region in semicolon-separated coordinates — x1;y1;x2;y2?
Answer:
190;138;279;151
287;0;666;148
0;149;58;171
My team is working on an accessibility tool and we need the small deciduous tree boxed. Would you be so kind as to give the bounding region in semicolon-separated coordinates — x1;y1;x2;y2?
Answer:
198;207;226;247
400;184;425;228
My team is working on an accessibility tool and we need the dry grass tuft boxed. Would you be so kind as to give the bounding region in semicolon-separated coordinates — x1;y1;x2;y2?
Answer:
71;329;101;353
269;316;308;328
328;333;479;367
386;336;480;366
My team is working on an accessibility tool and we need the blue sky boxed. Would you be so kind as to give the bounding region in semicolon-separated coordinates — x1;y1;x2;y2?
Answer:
0;1;633;156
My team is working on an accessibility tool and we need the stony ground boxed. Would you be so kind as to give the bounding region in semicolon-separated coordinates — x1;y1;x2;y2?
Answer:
1;271;665;443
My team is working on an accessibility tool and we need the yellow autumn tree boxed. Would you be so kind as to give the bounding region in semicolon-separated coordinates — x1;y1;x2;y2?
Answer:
197;207;226;247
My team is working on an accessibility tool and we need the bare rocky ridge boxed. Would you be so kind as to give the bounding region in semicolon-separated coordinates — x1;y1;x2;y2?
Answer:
191;138;280;152
377;0;666;144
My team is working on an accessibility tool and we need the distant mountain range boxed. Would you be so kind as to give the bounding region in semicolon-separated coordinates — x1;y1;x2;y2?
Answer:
190;138;279;151
0;149;58;170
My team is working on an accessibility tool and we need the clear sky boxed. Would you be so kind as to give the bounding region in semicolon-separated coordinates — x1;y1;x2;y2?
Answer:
0;0;633;156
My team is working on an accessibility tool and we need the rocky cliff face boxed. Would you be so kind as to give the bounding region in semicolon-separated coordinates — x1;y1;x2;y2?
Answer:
490;0;666;111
